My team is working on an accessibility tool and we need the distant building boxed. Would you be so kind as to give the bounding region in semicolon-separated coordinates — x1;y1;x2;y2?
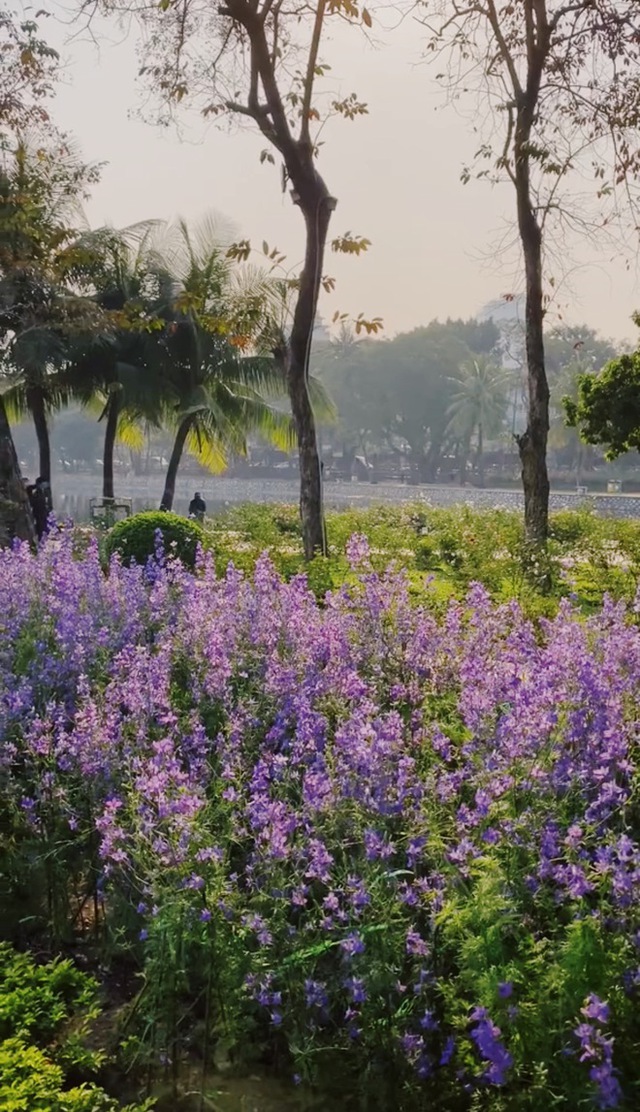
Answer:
312;315;331;348
476;296;527;436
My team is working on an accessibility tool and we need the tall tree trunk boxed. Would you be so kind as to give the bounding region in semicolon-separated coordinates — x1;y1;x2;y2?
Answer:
160;418;191;512
230;0;334;557
26;384;53;514
514;47;551;544
287;183;333;559
517;207;550;542
0;396;35;547
459;438;469;486
102;394;120;501
476;421;485;488
26;385;51;485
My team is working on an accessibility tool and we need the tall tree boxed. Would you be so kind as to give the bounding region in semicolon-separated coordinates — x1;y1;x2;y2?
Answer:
0;7;63;544
158;324;293;511
447;357;510;488
564;315;640;461
425;0;640;542
86;0;375;557
318;319;496;477
67;223;173;501
0;134;100;492
154;216;296;510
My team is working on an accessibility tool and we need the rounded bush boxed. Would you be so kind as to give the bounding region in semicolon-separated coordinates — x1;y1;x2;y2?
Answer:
105;511;205;569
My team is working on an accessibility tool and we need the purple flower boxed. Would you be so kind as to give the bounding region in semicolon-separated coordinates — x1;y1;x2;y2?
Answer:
582;996;610;1024
498;981;513;999
406;928;429;957
304;979;328;1010
439;1036;455;1066
340;931;365;958
470;1011;513;1087
344;976;368;1004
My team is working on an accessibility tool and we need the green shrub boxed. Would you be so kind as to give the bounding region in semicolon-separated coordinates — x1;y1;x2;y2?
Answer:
415;536;440;571
0;946;151;1111
548;508;597;545
0;944;98;1052
105;512;205;570
0;1039;151;1111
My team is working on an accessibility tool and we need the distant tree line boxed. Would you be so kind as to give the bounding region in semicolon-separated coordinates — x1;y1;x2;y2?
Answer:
314;318;619;488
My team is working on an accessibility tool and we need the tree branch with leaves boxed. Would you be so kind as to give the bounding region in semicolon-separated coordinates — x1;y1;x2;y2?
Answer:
423;0;640;542
84;0;378;556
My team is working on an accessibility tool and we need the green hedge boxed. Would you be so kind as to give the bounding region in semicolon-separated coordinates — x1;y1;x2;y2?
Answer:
0;944;150;1111
105;511;205;570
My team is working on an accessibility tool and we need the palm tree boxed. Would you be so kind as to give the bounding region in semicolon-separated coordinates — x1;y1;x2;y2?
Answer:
157;323;294;511
447;358;510;488
0;135;99;496
65;223;172;501
152;216;296;511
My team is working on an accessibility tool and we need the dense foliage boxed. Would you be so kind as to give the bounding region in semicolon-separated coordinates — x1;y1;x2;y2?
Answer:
105;510;204;569
0;944;150;1111
565;344;640;460
2;520;640;1107
208;502;640;615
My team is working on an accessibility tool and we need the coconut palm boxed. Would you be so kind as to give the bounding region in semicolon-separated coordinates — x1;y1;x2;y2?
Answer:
65;222;173;500
150;215;297;510
157;321;294;511
447;357;510;487
0;134;99;495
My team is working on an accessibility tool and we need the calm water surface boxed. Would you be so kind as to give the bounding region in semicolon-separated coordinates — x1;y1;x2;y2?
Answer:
51;474;640;523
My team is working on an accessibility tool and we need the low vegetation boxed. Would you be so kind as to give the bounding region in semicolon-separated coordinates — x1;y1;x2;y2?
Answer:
202;501;640;615
2;506;640;1108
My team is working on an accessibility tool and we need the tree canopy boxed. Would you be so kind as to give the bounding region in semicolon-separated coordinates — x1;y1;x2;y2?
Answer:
564;320;640;460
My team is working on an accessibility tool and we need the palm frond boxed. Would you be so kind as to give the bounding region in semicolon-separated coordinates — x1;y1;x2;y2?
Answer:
116;414;146;452
307;375;337;423
185;423;229;473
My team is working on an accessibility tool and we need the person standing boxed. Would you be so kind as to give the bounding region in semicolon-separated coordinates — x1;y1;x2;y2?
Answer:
188;491;206;522
26;477;49;540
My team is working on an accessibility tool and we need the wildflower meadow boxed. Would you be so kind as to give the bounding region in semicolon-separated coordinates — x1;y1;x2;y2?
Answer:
2;518;640;1109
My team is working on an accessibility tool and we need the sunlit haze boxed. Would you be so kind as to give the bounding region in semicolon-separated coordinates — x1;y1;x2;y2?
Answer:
48;4;640;346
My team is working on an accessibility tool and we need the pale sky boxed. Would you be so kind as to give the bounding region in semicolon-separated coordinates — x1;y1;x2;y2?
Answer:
45;3;640;347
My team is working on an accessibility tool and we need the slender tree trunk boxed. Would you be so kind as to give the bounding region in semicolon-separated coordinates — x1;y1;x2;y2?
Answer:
0;396;35;547
477;421;485;488
517;206;550;542
514;56;551;543
227;0;334;557
26;385;51;485
287;184;333;559
160;418;191;512
102;394;120;501
459;438;469;486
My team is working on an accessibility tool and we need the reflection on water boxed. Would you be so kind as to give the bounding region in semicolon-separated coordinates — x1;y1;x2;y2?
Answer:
54;492;232;524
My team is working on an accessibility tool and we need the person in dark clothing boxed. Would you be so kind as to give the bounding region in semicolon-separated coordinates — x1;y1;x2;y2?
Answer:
26;477;49;540
188;492;206;522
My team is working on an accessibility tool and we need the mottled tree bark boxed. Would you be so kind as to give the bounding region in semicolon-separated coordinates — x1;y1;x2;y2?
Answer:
160;418;191;512
0;396;35;547
512;10;551;544
102;394;120;501
26;385;51;485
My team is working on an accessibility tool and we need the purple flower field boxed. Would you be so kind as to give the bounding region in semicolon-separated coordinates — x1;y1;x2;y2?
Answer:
2;525;640;1109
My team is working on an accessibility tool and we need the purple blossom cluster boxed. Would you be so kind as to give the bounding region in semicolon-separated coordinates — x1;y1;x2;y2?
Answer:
2;526;640;1105
574;996;622;1109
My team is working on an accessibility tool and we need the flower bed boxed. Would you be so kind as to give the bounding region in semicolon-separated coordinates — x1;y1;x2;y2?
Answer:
1;526;640;1109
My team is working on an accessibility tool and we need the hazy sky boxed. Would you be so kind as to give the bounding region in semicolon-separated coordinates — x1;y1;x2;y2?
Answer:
46;3;639;346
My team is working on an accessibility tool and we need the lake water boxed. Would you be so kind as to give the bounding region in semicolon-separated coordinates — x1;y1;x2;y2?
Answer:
50;473;640;523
